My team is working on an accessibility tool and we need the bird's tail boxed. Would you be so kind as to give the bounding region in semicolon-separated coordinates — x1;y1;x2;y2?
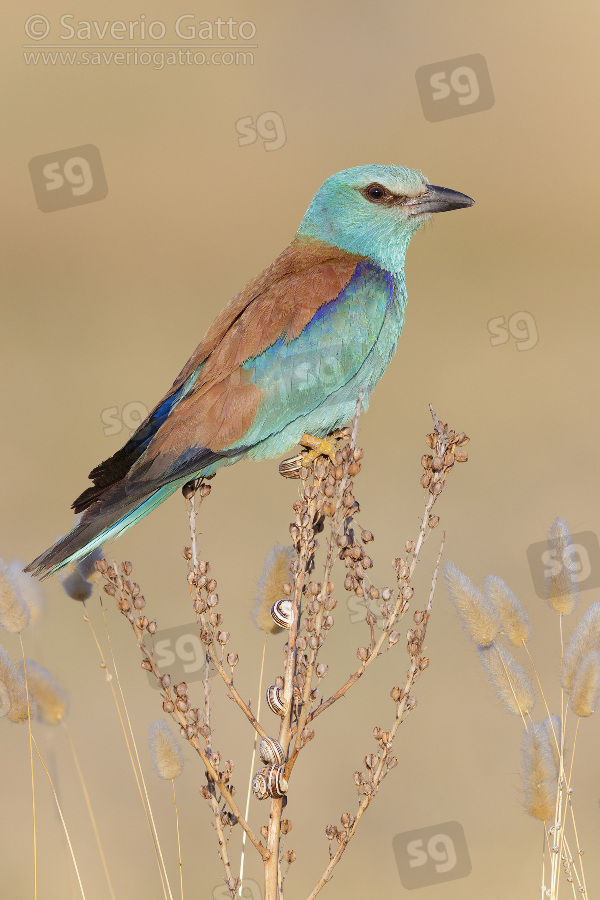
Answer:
24;482;181;579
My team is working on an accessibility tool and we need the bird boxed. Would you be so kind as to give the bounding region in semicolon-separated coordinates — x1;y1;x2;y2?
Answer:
26;164;473;579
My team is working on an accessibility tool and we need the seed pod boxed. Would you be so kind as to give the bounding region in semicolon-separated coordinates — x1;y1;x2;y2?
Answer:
259;736;285;766
252;765;288;800
316;663;328;678
227;652;239;667
266;685;287;716
357;647;370;662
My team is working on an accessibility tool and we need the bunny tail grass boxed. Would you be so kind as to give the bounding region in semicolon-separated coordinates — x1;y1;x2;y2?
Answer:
25;483;181;579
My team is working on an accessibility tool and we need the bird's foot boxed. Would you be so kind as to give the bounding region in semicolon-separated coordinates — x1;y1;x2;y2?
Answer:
279;429;351;479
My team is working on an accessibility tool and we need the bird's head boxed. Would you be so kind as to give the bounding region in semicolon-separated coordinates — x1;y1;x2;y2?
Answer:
297;164;474;273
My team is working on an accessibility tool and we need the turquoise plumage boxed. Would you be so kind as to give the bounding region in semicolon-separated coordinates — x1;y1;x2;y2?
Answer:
26;164;473;578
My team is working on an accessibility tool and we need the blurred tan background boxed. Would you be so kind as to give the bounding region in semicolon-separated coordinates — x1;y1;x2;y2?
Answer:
2;1;600;897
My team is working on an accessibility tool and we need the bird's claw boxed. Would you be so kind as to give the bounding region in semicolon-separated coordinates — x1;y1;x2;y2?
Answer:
278;430;351;479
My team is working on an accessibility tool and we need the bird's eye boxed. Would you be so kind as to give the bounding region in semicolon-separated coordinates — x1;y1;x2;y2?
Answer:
362;183;391;203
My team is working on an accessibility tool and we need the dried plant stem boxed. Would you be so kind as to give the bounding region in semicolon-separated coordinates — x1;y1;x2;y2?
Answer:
172;779;183;900
31;734;86;899
239;633;268;897
82;604;172;900
307;540;442;900
299;483;440;733
19;634;37;900
102;595;175;900
289;402;362;772
62;721;117;900
107;579;267;861
202;643;238;893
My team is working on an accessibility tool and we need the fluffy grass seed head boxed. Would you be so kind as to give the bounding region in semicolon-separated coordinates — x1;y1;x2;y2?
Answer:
543;714;562;772
546;517;578;615
0;557;30;633
22;660;69;724
0;644;37;723
444;562;500;646
561;600;600;692
7;561;44;625
521;721;558;821
478;643;535;717
59;547;105;602
570;650;600;717
252;543;296;634
484;575;531;645
149;720;184;780
77;547;105;582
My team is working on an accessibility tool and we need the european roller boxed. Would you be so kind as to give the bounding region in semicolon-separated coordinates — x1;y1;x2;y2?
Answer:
26;164;473;578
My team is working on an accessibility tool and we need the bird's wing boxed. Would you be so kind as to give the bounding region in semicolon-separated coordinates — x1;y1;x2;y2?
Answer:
73;238;368;511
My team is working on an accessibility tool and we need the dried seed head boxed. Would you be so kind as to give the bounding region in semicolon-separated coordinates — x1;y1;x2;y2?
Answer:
570;650;600;717
227;652;239;667
141;658;152;671
546;519;578;615
6;562;45;625
21;660;68;725
388;631;400;645
484;575;531;646
162;699;174;713
444;562;500;646
160;674;171;689
357;647;370;662
216;631;230;645
281;819;292;835
0;558;30;633
364;754;377;769
0;645;37;723
149;720;184;780
562;601;600;692
478;644;535;716
390;686;403;702
521;721;557;820
316;663;328;679
147;619;157;635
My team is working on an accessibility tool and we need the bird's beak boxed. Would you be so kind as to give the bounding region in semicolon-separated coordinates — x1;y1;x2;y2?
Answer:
407;184;475;216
